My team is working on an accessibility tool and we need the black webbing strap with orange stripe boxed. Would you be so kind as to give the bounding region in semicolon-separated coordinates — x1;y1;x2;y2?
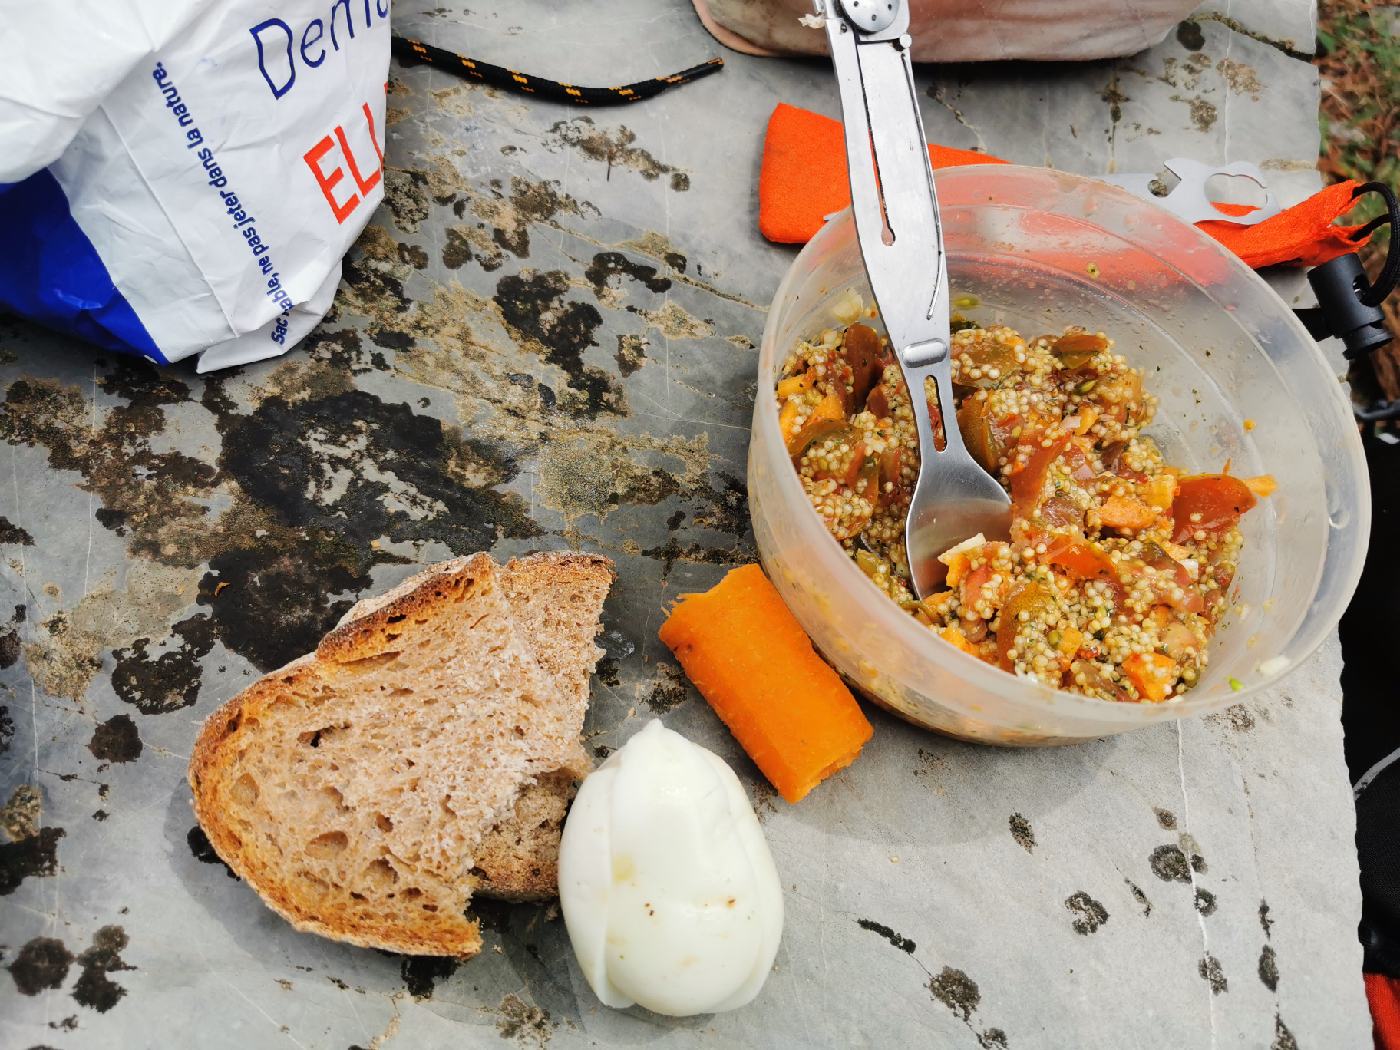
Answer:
390;36;724;105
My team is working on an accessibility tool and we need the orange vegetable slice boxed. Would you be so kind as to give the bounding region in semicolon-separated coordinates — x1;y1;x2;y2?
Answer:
1010;431;1071;516
940;625;980;656
658;565;874;804
1122;652;1179;702
778;399;800;442
1170;474;1257;543
1098;494;1157;531
996;581;1054;669
1244;474;1277;499
840;323;885;412
776;372;815;399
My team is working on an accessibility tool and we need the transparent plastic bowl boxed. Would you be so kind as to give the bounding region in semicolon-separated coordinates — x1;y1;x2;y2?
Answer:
749;166;1370;745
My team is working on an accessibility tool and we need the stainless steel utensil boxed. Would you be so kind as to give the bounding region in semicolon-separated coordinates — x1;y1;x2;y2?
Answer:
817;0;1010;598
1100;158;1282;226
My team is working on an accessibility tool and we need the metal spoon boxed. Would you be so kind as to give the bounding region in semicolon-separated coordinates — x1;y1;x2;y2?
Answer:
818;0;1011;598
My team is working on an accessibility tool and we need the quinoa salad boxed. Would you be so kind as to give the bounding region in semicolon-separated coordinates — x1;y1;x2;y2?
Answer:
775;310;1275;703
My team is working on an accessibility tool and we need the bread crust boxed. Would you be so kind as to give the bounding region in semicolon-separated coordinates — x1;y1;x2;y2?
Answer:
187;551;611;958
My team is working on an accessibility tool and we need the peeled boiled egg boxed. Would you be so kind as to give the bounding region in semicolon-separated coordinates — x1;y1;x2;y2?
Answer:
558;719;784;1016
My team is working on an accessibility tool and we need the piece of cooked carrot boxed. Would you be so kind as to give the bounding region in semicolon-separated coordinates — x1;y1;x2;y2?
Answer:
1143;474;1178;511
1122;652;1178;702
940;625;980;656
658;564;874;804
1244;474;1277;498
778;399;800;442
1098;494;1157;531
776;372;815;399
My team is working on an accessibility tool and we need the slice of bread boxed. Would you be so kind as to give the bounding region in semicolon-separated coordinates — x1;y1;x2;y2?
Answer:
470;553;614;900
188;551;612;957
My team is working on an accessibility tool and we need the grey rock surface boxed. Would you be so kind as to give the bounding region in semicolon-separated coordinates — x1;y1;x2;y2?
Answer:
0;1;1368;1047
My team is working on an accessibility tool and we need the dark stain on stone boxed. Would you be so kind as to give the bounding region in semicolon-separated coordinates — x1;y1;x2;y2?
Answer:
585;252;672;297
442;227;475;270
9;937;73;995
693;472;750;537
593;743;613;761
494;270;622;417
1222;703;1255;731
594;657;620;688
112;614;215;714
1176;19;1205;50
188;826;238;880
200;543;358;674
1194;888;1217;916
545;117;691;191
1065;892;1109;935
92;810;107;822
1;826;64;895
0;706;14;753
1198;954;1227;995
1260;899;1273;937
642;536;743;578
382;167;430;234
1153;807;1176;829
1125;879;1152;916
0;369;218;566
488;176;589;259
207;389;535;670
370;329;414;352
87;715;142;764
50;1015;78;1031
615;334;647;376
0;628;19;669
397;243;429;270
929;966;980;1022
1190;852;1207;874
1273;1014;1298;1050
1149;844;1190;882
1258;944;1279;991
1101;79;1129;125
93;508;128;535
665;510;686;531
1173;95;1218;132
645;663;687;713
0;516;33;545
497;992;555;1043
978;1031;1008;1049
400;955;458;999
1008;813;1035;853
72;926;134;1012
3;784;41;841
856;918;916;954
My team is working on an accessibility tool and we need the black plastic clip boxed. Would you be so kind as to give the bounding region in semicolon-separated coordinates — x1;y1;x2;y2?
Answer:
1294;182;1397;357
1292;183;1398;424
1296;251;1392;359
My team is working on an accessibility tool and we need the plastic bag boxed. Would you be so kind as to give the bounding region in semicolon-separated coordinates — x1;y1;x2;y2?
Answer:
0;0;391;371
691;0;1198;63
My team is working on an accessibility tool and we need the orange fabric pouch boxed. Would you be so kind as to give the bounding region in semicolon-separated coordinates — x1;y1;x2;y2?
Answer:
758;102;1371;270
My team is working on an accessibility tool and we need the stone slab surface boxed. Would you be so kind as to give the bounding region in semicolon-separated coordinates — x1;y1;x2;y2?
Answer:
0;1;1367;1047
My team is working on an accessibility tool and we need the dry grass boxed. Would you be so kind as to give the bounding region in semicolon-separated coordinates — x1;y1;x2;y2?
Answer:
1316;0;1399;396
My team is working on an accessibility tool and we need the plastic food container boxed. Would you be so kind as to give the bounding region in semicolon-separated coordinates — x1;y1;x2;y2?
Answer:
749;166;1370;745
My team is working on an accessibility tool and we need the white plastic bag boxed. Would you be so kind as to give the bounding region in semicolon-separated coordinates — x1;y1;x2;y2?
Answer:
0;0;391;371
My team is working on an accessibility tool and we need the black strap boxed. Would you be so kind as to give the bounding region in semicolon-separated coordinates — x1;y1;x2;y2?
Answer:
390;36;723;106
1350;181;1400;308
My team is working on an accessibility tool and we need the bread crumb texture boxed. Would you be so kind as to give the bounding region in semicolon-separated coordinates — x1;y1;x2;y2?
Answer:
188;551;613;957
